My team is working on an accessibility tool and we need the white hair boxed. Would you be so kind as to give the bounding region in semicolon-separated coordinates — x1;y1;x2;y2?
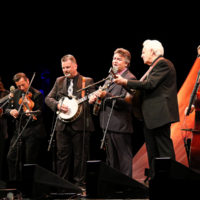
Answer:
143;39;164;56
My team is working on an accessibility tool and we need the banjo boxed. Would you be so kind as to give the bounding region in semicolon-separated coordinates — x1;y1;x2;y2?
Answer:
57;92;95;123
57;67;117;123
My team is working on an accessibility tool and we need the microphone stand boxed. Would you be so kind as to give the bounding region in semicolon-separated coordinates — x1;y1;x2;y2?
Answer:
11;114;33;180
77;76;110;93
0;98;10;109
0;99;10;117
100;98;116;149
47;97;65;172
80;88;90;183
47;114;59;172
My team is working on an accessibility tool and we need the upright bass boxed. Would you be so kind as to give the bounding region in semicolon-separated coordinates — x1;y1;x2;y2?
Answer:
187;70;200;172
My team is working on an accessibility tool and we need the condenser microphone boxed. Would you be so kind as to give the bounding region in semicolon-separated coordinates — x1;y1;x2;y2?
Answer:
9;85;15;93
108;66;118;79
112;66;118;74
65;73;71;78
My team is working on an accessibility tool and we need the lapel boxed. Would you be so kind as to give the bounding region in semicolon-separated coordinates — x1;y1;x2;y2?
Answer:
77;75;82;88
62;77;68;95
146;57;165;79
77;75;83;98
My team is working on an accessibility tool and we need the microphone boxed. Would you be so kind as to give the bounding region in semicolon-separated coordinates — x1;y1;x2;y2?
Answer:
108;66;118;79
0;86;15;105
9;85;15;93
107;95;123;100
112;66;118;74
9;86;15;107
65;73;71;78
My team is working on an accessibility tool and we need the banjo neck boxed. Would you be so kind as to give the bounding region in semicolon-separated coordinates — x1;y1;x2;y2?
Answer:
77;91;96;104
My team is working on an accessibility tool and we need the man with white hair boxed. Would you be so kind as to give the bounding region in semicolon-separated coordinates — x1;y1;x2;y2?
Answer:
114;39;180;179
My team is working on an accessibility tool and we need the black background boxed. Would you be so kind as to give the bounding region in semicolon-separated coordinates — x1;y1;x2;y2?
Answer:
1;6;199;170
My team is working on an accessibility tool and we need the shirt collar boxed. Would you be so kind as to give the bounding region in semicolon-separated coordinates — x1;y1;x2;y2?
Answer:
117;68;127;75
150;55;163;67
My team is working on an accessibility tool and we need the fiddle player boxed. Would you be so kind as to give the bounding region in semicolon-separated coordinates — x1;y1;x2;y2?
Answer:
89;48;136;178
45;54;95;193
4;72;46;180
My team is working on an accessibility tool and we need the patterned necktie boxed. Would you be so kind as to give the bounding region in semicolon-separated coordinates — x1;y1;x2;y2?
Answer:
68;79;73;97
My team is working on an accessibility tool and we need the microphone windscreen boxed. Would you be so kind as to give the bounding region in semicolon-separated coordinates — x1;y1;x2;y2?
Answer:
10;85;15;92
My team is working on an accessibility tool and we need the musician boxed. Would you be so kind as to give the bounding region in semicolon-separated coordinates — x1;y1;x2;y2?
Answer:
0;77;9;180
184;45;200;115
114;40;180;178
4;73;46;180
45;54;95;192
89;48;136;178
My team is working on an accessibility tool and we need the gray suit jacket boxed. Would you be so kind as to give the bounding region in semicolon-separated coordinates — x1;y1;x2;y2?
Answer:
99;69;136;133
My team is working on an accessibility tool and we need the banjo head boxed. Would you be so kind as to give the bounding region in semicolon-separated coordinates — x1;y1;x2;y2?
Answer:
58;97;83;123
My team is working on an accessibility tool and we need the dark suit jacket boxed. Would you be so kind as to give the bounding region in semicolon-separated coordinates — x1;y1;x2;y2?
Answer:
5;87;46;138
127;57;180;129
45;74;95;132
99;69;136;134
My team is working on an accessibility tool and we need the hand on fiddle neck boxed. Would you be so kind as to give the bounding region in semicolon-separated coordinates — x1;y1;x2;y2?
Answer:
10;109;19;119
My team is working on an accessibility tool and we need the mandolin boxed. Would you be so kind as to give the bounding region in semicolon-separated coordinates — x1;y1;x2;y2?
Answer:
93;67;117;116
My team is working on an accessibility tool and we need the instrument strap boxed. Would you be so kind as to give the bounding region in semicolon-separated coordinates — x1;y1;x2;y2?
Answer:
140;56;164;81
81;76;86;97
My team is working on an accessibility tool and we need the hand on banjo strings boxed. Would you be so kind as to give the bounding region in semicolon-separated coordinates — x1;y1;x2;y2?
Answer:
57;103;69;113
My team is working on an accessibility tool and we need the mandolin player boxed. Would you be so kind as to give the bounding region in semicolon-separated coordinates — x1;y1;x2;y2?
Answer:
89;48;136;178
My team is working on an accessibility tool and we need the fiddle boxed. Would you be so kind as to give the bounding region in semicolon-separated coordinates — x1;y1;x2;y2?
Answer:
18;92;37;120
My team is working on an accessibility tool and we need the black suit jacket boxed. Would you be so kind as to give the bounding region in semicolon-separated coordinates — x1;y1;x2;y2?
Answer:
99;69;136;134
127;57;180;129
45;74;95;132
5;87;46;138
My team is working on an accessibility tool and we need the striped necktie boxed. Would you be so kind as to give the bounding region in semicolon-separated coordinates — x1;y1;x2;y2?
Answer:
68;79;73;97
